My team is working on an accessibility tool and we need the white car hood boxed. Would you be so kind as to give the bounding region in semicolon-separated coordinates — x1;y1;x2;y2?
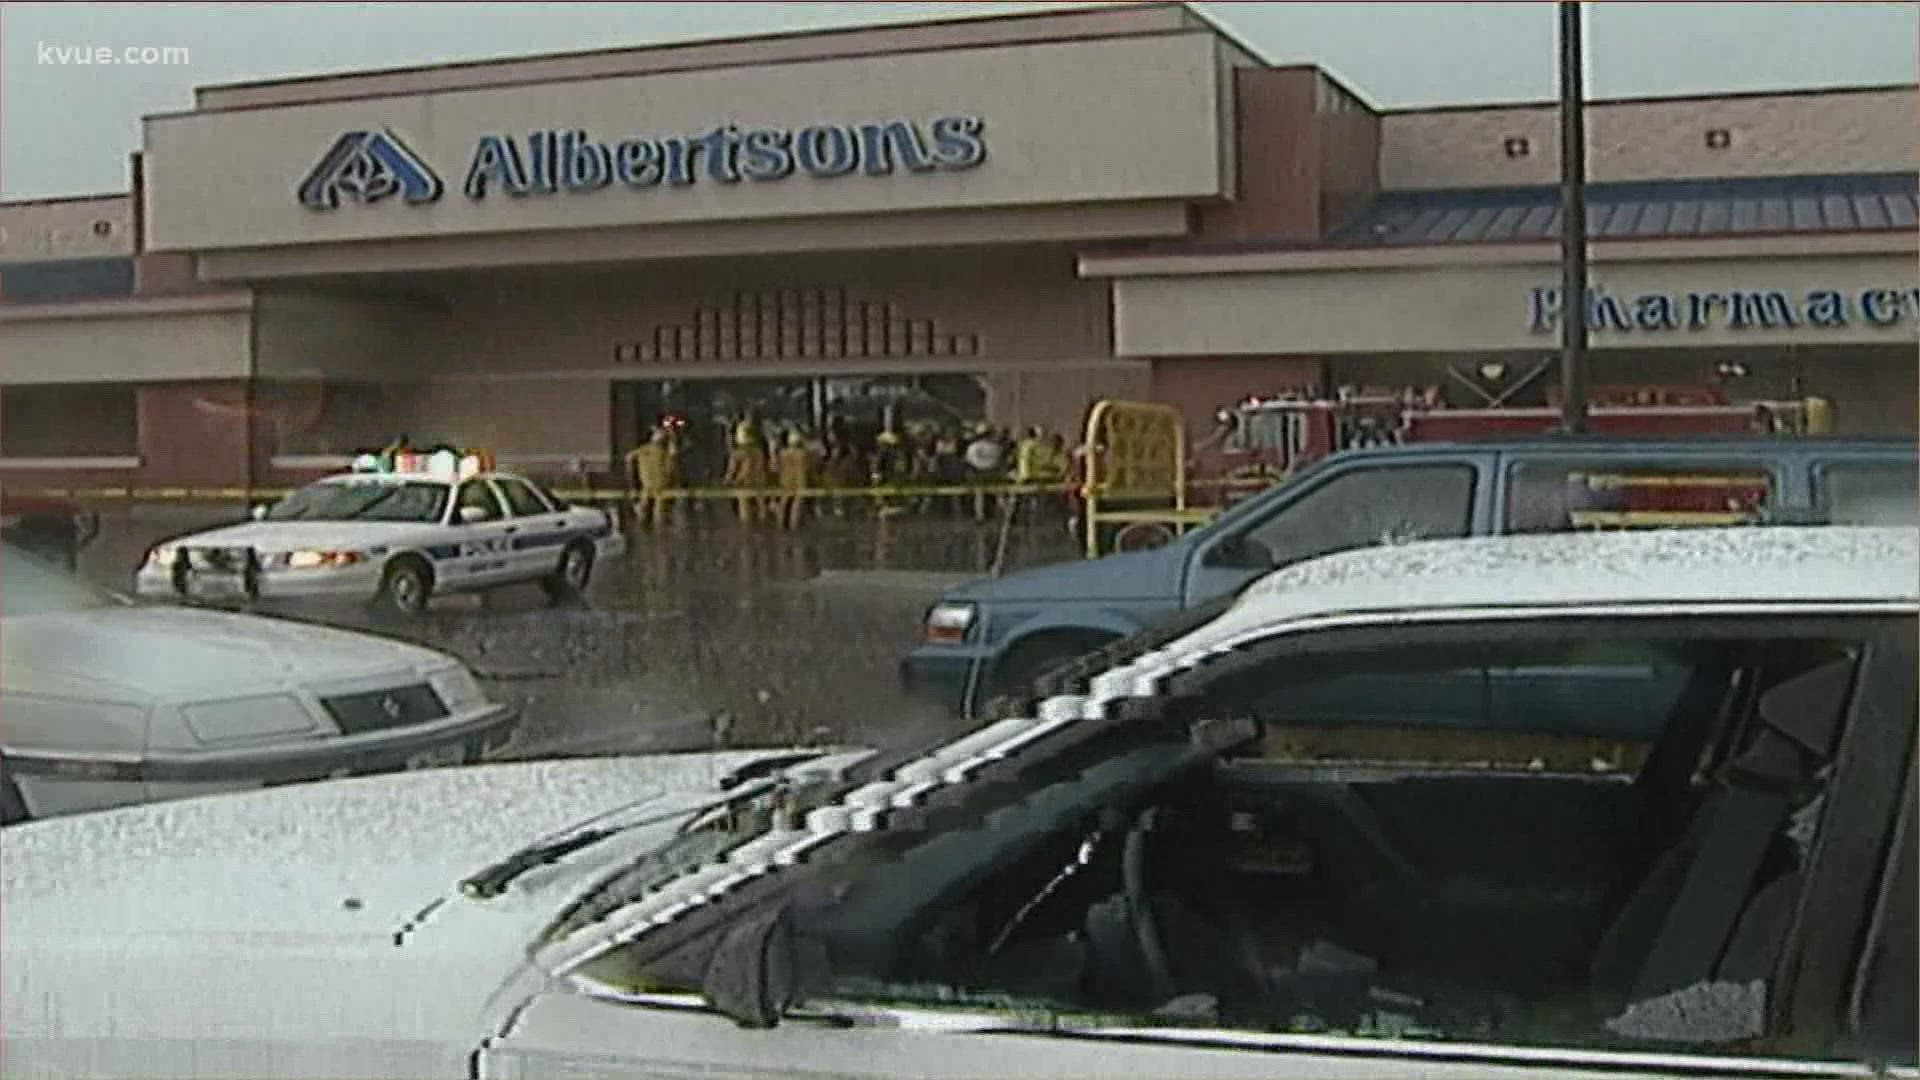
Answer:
1;751;797;1079
166;519;442;553
2;605;452;700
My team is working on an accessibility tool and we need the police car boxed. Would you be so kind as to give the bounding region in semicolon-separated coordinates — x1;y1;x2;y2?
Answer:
134;451;625;615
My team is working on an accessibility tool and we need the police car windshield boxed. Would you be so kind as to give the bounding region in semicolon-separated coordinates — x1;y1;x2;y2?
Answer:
266;479;450;523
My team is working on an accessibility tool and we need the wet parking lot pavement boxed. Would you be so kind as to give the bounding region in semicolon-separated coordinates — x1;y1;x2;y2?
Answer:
78;502;1085;760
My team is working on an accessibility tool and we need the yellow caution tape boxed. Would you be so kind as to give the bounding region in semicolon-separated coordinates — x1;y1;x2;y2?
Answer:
6;476;1282;504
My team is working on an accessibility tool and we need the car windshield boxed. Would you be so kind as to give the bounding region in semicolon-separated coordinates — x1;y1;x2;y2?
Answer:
264;479;450;523
0;543;123;617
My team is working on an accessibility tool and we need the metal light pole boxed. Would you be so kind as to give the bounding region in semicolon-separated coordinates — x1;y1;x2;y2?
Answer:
1558;0;1591;433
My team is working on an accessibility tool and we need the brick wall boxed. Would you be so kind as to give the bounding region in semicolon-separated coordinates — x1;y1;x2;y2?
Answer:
1319;81;1382;233
1196;69;1383;244
133;253;215;296
980;364;1152;439
1197;69;1321;242
0;196;135;264
1381;86;1918;189
136;381;256;488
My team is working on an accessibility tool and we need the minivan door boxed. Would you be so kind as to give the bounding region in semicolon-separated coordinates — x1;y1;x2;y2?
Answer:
1182;459;1483;608
1490;452;1784;737
1181;459;1488;731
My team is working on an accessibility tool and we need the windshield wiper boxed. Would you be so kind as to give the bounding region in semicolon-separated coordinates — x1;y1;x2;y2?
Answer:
717;749;829;790
460;779;782;900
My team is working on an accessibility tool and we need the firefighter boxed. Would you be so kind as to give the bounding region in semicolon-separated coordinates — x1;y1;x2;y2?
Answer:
624;426;678;530
964;422;1004;523
1014;428;1070;526
821;414;860;518
1067;436;1105;545
775;430;816;531
871;428;909;518
907;424;940;515
724;414;772;524
1013;426;1047;514
1041;432;1071;526
932;430;967;518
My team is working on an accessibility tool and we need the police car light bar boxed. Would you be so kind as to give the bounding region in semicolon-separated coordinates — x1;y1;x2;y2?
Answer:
351;447;488;479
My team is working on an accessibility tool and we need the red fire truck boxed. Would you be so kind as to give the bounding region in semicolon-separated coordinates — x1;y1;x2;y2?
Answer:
1191;385;1831;509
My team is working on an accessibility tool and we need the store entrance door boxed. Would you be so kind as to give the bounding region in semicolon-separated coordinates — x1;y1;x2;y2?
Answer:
612;374;986;486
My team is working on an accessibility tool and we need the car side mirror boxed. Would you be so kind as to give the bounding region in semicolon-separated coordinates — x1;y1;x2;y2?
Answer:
457;505;490;524
249;504;269;521
1207;534;1275;570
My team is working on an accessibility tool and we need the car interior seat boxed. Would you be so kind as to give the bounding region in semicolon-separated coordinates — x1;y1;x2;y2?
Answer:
1262;657;1746;991
1587;654;1854;1006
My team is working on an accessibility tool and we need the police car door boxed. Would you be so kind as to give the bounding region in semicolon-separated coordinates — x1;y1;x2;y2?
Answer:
448;478;517;587
494;475;571;583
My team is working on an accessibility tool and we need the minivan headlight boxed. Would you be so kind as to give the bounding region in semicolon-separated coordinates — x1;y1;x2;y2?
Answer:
923;603;976;644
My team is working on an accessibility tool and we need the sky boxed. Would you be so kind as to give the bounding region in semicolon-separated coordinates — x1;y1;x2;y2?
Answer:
2;1;1915;200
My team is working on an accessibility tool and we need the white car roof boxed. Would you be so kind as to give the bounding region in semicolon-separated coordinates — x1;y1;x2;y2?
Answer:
1189;526;1918;653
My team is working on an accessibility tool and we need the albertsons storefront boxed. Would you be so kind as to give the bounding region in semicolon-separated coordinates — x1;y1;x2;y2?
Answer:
0;3;1912;493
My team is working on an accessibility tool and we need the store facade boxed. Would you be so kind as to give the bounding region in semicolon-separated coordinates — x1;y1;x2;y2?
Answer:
1;3;1913;492
1083;186;1919;435
1085;228;1919;435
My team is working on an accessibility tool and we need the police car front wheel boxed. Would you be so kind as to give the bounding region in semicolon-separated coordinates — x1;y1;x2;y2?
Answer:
376;558;434;616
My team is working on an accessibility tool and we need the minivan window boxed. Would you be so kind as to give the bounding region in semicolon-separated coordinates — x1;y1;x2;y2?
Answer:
1818;461;1918;525
1507;461;1774;533
1244;465;1476;567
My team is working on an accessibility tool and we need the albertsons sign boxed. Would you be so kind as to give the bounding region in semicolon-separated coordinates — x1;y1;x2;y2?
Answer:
299;116;986;211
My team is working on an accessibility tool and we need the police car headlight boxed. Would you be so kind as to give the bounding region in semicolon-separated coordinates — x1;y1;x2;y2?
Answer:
145;544;179;569
923;603;976;645
282;550;365;570
428;665;489;711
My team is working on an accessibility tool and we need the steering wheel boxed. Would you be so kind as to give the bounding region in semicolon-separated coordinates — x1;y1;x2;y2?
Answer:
1122;808;1179;1004
1120;807;1276;1017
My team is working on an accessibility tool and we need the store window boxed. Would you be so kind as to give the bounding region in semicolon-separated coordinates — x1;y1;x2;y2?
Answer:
0;384;138;457
1507;460;1775;533
0;257;135;303
614;374;988;487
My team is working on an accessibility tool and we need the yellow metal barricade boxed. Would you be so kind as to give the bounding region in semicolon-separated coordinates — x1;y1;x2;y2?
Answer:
1082;399;1216;559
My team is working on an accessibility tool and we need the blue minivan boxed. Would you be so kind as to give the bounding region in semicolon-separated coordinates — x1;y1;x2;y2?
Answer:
901;436;1917;724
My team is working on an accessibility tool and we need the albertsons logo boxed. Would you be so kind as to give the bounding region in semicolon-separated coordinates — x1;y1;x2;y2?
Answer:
298;130;443;211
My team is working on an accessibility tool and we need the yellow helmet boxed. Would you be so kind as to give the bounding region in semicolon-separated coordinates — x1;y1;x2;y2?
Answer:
877;430;902;446
786;431;806;448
